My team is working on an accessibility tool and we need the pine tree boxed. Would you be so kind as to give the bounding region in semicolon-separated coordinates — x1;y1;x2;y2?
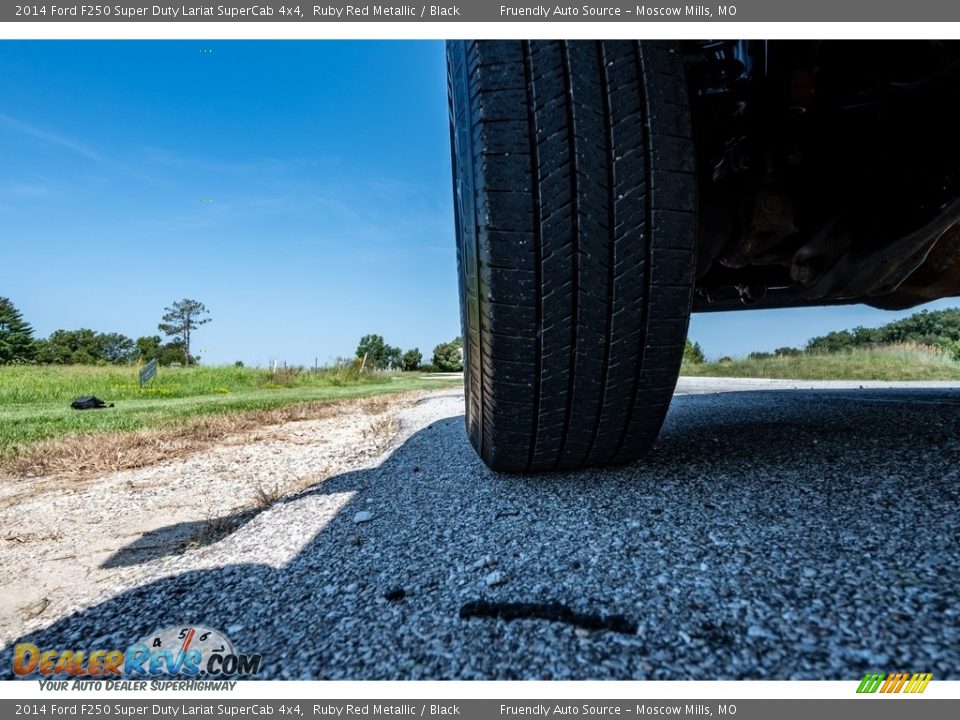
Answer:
158;299;211;367
0;297;37;364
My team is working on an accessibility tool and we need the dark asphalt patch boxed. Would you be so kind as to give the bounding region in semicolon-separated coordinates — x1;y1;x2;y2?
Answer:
459;600;637;635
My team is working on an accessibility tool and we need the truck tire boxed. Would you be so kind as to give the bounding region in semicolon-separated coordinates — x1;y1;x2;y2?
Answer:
447;40;696;472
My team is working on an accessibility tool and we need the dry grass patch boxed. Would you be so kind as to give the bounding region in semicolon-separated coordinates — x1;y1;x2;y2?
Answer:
682;343;960;381
182;508;260;552
2;393;417;482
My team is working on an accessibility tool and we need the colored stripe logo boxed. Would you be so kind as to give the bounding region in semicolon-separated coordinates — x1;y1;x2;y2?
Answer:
857;672;932;694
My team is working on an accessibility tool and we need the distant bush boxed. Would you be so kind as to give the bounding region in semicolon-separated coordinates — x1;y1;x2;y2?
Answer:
432;338;464;372
400;348;422;372
683;338;705;364
320;357;383;386
136;335;196;366
35;329;137;365
262;365;302;388
944;340;960;362
356;334;401;370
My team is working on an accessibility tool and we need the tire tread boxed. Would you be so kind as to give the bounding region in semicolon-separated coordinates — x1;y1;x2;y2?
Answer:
447;40;695;472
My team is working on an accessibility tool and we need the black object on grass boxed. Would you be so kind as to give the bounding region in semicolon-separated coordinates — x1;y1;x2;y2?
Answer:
70;396;114;410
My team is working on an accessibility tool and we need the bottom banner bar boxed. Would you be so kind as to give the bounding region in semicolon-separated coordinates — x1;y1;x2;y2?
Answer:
3;699;957;720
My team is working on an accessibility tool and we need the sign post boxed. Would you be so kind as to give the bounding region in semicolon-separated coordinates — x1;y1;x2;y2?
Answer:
139;358;158;387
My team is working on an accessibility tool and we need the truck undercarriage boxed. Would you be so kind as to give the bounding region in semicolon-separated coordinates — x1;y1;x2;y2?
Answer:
687;40;960;312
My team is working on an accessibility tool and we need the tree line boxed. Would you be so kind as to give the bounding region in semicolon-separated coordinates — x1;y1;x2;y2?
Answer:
804;308;960;356
0;296;465;372
0;297;210;366
748;308;960;360
355;333;463;373
681;307;960;363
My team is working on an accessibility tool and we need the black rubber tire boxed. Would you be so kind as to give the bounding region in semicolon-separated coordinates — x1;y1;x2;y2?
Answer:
447;40;696;472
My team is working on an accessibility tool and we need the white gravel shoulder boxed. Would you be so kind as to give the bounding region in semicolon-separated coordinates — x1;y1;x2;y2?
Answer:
1;391;446;646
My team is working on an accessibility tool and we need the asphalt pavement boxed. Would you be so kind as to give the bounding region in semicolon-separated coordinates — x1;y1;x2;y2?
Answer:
6;378;960;679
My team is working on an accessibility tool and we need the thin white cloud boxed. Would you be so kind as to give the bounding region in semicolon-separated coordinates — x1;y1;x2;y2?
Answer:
0;112;103;163
0;182;51;197
141;147;305;177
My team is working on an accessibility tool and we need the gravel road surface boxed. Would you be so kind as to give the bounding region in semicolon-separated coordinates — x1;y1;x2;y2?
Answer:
5;378;959;679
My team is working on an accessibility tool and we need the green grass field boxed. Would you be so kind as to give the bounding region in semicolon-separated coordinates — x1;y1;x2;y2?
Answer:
682;344;960;382
4;343;956;469
0;364;460;463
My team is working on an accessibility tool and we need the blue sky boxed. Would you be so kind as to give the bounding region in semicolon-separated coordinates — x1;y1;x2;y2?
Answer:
1;40;956;365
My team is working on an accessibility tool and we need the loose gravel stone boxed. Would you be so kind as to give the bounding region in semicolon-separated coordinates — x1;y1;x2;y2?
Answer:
469;555;497;571
484;571;506;587
353;511;373;524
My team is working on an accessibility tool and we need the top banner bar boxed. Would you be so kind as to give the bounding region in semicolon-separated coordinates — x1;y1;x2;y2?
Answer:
7;1;960;23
